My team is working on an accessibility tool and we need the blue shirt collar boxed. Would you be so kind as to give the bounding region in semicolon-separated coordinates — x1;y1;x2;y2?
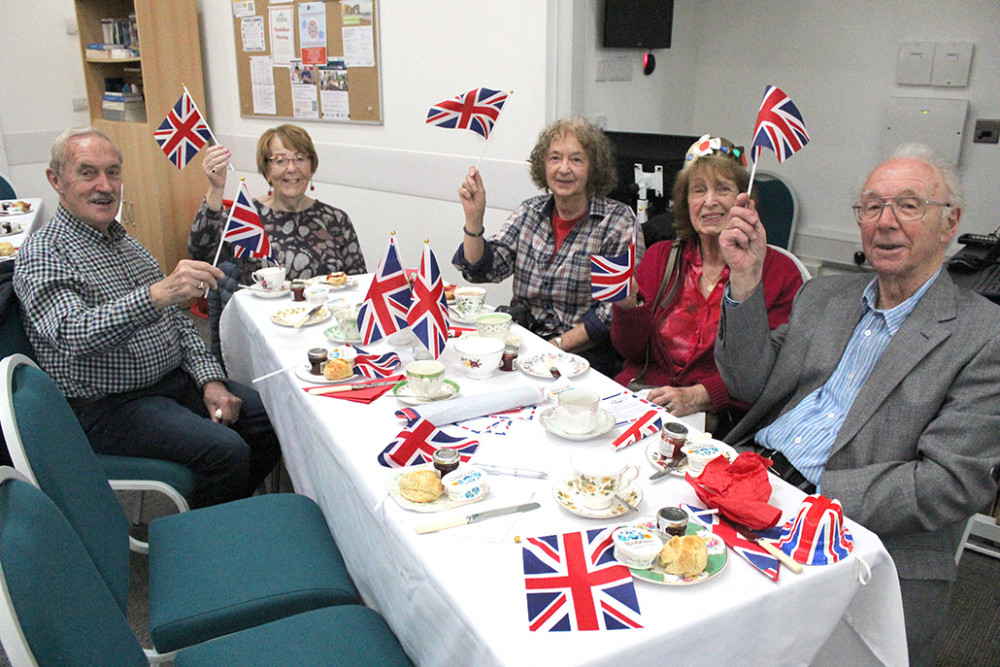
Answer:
861;267;943;335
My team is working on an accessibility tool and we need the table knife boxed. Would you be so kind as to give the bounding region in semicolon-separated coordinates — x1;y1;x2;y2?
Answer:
304;379;399;395
415;502;540;534
649;453;685;481
293;304;324;328
724;518;804;574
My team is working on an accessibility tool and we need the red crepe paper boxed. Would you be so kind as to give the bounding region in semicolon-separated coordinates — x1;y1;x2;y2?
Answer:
685;451;782;530
304;375;404;404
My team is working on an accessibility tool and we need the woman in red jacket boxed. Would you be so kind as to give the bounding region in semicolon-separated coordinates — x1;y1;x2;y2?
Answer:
611;135;803;435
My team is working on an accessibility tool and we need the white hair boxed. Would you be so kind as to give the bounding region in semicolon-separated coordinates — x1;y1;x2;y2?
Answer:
887;143;964;209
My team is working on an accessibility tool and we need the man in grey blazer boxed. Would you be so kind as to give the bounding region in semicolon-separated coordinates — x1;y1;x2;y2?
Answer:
715;144;1000;667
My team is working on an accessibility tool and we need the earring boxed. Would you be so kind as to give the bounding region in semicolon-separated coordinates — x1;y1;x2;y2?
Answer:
310;182;315;192
267;188;273;196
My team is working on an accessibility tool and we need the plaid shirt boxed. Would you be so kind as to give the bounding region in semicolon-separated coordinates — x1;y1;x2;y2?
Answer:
453;194;641;339
13;205;225;399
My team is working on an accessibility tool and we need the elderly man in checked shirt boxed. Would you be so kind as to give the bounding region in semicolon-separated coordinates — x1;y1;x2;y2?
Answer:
14;127;280;508
715;143;1000;667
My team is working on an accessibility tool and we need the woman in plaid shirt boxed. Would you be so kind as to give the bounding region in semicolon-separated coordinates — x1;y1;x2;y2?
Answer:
452;117;639;376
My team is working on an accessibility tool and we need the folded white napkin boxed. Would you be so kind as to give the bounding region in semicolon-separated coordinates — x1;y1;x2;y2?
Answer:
402;385;546;425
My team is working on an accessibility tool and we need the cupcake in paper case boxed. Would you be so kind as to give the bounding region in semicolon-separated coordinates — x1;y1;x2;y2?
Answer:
775;494;854;566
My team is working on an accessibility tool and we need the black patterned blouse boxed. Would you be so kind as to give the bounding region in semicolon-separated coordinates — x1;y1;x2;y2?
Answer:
188;198;367;284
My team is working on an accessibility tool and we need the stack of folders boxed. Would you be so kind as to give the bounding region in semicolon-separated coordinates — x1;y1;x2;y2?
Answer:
102;91;146;122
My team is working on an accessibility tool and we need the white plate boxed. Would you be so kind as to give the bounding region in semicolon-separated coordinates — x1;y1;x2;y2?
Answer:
270;305;332;327
392;379;460;405
645;441;737;477
552;478;643;519
517;352;589;379
0;201;31;216
624;521;728;586
246;285;291;299
448;303;495;325
0;221;23;236
384;463;488;513
323;321;363;343
308;274;357;290
293;364;360;385
539;407;615;440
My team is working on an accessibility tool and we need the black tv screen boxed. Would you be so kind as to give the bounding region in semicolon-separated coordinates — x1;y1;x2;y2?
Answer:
603;0;674;49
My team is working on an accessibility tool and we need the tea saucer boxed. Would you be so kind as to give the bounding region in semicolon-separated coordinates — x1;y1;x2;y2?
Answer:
539;407;615;440
448;303;495;325
552;478;643;519
392;379;460;405
323;321;363;343
271;305;332;327
246;284;291;299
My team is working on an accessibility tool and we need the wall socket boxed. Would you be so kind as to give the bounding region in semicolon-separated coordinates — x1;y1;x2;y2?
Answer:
973;119;1000;144
72;97;89;112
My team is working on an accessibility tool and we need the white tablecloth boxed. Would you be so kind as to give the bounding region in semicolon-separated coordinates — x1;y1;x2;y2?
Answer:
0;198;44;262
220;275;908;667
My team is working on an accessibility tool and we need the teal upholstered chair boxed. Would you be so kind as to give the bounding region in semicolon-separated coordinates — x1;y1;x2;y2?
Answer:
0;468;413;667
754;170;798;250
0;261;194;552
0;355;360;659
0;175;15;201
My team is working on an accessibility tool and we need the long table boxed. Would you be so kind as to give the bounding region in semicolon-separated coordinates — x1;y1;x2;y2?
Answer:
220;274;908;667
0;198;44;263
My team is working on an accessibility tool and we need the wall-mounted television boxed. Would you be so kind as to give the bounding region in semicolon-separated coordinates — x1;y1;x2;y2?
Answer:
603;0;674;50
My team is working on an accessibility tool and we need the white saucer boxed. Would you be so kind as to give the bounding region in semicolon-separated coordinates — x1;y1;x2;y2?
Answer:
308;274;357;290
246;285;290;299
323;321;363;343
392;379;460;405
539;407;615;440
292;364;359;385
448;303;495;325
552;478;643;519
271;305;332;327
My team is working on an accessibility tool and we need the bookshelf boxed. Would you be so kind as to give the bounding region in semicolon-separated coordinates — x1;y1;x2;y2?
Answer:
74;0;207;272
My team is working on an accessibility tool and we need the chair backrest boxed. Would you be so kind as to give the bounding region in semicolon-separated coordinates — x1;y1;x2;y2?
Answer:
0;468;147;667
0;355;131;614
767;244;812;283
754;171;798;250
0;175;15;201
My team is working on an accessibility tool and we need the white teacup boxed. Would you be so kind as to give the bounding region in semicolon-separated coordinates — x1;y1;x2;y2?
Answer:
405;360;445;398
571;453;640;510
475;312;512;341
252;266;286;292
553;388;600;435
453;286;487;319
453;335;504;379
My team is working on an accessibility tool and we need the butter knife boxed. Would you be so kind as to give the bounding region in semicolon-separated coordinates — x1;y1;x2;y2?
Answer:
415;501;540;534
649;452;685;482
293;304;324;328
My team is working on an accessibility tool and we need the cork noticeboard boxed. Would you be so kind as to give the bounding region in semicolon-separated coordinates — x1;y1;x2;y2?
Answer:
231;1;382;124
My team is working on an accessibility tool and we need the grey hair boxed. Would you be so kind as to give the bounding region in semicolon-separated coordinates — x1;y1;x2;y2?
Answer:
886;143;964;210
49;127;121;176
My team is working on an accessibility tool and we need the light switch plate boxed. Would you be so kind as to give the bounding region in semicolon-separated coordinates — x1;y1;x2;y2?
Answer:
896;42;934;86
931;42;973;87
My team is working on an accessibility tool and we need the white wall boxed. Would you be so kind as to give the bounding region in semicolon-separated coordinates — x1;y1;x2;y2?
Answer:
2;0;998;282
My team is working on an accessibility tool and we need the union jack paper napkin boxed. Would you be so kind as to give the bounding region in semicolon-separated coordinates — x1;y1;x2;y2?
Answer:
611;408;663;451
377;415;479;468
521;528;642;631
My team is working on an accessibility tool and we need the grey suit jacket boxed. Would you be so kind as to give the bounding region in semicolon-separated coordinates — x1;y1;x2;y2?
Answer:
716;271;1000;582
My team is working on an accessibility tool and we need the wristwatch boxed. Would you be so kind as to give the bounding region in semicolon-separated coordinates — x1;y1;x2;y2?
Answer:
552;336;563;350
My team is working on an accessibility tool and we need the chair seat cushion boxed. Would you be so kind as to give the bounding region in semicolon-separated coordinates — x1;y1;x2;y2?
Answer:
148;492;358;652
173;605;412;667
98;454;196;499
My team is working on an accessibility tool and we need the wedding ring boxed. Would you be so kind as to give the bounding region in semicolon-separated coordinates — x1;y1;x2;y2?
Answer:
665;403;672;413
198;281;205;290
214;408;223;420
210;167;216;173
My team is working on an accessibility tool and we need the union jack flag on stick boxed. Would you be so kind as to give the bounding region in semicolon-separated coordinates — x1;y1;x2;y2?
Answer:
747;85;811;196
683;503;782;582
358;234;412;345
406;241;450;359
611;408;663;450
154;87;213;170
350;347;402;379
522;528;643;632
212;179;273;265
426;87;509;140
377;416;479;468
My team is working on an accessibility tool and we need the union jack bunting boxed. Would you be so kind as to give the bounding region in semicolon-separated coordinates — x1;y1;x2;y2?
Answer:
358;235;412;344
406;242;450;359
154;91;211;169
426;87;509;140
223;181;272;259
775;495;853;566
611;408;663;451
750;85;810;164
590;233;636;302
350;347;402;379
522;528;642;632
377;416;479;468
683;503;781;582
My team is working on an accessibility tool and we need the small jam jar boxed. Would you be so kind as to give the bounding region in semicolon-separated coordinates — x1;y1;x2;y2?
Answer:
307;347;328;375
657;506;689;538
659;421;689;458
500;343;518;372
432;448;460;478
291;280;307;301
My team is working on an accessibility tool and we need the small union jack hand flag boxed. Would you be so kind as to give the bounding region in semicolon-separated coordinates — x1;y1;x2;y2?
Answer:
350;347;402;379
426;87;509;140
358;234;412;345
522;528;642;632
611;408;663;451
591;233;636;302
682;503;782;582
377;416;479;468
223;180;273;260
154;90;211;170
406;242;450;359
750;85;811;164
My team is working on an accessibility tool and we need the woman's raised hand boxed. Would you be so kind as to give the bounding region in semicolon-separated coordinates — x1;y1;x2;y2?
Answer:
458;166;487;230
203;145;231;191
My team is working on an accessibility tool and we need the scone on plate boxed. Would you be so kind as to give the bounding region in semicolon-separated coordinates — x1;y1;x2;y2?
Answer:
398;469;444;503
323;357;353;380
326;271;348;287
658;534;708;577
0;242;14;256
